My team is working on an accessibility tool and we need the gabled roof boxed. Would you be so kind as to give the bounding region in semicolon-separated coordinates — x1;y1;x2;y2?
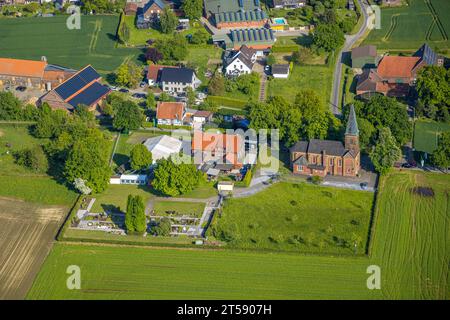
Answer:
156;102;185;120
147;64;178;82
0;58;47;78
204;0;261;14
160;67;195;84
143;135;182;162
345;104;359;136
293;155;308;166
229;28;275;47
226;51;254;70
194;110;213;118
351;45;377;59
414;43;440;65
307;139;346;157
192;131;242;154
271;64;290;75
377;56;421;79
215;9;267;23
143;0;166;12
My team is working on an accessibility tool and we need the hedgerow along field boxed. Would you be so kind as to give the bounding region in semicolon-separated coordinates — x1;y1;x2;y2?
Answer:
208;182;373;255
27;171;449;299
363;0;450;52
0;15;141;74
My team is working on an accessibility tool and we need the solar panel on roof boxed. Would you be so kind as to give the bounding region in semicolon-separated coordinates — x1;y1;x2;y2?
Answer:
67;82;110;108
78;66;100;83
55;75;87;100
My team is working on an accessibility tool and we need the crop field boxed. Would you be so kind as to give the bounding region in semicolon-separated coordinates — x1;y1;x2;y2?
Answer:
27;171;448;299
413;119;450;154
363;0;450;51
0;16;141;74
370;171;449;299
0;197;67;299
209;182;373;254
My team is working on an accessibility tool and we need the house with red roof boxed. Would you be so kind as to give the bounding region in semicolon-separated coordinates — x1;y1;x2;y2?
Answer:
356;44;444;98
156;101;186;126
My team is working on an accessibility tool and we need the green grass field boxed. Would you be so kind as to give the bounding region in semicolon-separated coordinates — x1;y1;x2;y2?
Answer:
153;201;205;218
0;15;140;73
413;119;450;154
209;182;373;254
267;64;334;106
27;171;448;299
0;124;77;206
363;0;450;51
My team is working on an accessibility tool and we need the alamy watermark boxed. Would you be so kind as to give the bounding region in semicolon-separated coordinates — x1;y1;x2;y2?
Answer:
366;265;381;290
366;5;381;30
66;5;81;30
66;265;81;290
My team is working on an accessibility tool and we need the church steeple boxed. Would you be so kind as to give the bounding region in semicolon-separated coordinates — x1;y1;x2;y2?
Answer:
345;104;359;154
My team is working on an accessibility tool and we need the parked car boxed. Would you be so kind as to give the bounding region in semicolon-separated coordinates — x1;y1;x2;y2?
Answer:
139;81;147;88
401;163;414;169
110;86;118;91
264;65;270;74
119;88;129;93
132;93;146;99
16;86;26;92
360;182;368;190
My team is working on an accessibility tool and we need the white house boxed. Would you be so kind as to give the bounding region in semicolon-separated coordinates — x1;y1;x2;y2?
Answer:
271;64;290;79
160;67;201;94
224;45;257;77
143;135;183;163
110;174;148;185
193;110;213;125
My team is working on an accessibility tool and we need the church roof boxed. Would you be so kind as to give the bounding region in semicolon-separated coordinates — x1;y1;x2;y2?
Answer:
345;104;359;136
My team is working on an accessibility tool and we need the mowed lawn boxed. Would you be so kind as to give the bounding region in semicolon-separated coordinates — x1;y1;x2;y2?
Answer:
0;124;77;206
153;201;205;218
363;0;450;51
413;119;450;154
267;64;333;106
0;16;141;73
210;182;373;254
27;171;449;299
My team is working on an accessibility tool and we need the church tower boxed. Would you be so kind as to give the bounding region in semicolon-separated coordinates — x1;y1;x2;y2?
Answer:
345;104;360;154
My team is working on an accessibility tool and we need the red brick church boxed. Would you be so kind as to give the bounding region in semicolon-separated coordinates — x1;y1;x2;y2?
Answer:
290;105;360;177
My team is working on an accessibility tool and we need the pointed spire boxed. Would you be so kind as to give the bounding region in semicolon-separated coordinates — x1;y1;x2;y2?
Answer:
345;104;359;136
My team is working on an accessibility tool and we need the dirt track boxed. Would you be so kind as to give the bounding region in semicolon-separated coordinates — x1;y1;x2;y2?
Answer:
0;197;66;299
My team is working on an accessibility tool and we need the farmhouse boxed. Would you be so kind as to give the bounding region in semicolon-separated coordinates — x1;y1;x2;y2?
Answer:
156;101;187;126
272;0;306;9
192;131;244;168
143;135;183;163
0;57;76;90
213;28;276;50
224;45;257;77
356;44;444;98
271;64;290;78
146;64;179;86
193;110;214;124
290;105;360;177
39;65;111;113
351;45;378;69
204;0;268;29
160;67;201;93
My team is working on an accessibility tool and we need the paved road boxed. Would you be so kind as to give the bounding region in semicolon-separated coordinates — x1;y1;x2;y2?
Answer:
330;0;370;115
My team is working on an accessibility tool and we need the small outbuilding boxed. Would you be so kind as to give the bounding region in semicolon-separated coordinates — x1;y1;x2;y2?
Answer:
351;45;378;69
271;64;290;79
217;181;234;193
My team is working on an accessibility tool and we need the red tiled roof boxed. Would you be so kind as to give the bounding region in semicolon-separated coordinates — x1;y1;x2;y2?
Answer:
377;56;421;79
194;110;213;118
192;131;242;154
156;102;185;120
0;58;47;78
147;65;178;82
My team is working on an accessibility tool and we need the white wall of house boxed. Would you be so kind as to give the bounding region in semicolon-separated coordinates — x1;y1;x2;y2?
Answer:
157;118;183;126
225;58;252;76
273;72;289;79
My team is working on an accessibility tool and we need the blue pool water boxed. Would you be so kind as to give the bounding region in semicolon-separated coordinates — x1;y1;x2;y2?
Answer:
274;18;286;24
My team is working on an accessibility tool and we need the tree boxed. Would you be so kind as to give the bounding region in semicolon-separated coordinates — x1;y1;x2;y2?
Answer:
155;35;188;61
112;100;143;132
118;21;130;45
146;91;156;109
266;54;276;66
182;0;203;20
130;144;152;171
431;132;450;171
115;62;143;88
152;217;171;236
189;28;211;44
64;130;111;193
186;87;196;107
416;66;450;122
152;158;205;196
294;89;329;140
312;23;345;52
145;47;163;64
14;145;49;173
0;92;23;120
292;47;314;65
125;195;147;234
159;6;178;34
369;127;401;175
208;73;225;96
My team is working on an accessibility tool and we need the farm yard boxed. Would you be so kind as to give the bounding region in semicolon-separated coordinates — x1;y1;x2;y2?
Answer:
363;0;450;52
0;15;141;74
208;182;374;254
413;119;450;154
27;171;449;299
